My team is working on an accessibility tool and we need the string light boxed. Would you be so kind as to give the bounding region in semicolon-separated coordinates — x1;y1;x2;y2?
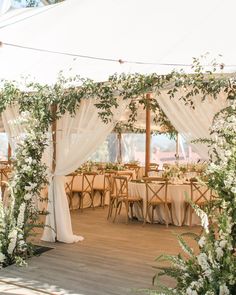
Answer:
2;41;236;68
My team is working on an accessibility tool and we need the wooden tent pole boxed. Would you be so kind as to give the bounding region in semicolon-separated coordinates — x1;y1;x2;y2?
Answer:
176;133;180;162
7;144;11;164
145;93;151;176
51;103;57;241
117;132;122;163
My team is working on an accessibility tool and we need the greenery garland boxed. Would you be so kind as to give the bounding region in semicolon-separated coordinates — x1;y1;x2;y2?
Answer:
0;57;235;287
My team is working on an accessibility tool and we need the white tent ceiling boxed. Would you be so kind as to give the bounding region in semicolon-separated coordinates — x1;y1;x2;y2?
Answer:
0;0;236;84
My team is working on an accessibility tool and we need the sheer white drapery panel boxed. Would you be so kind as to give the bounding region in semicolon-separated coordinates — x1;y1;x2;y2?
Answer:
0;0;11;15
2;105;52;206
42;98;128;243
155;90;228;159
1;105;25;151
2;105;52;165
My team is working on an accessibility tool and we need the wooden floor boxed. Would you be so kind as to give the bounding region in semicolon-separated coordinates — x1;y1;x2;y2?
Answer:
0;207;200;295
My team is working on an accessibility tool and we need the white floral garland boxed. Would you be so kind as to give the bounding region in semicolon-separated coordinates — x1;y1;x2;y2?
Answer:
0;112;48;267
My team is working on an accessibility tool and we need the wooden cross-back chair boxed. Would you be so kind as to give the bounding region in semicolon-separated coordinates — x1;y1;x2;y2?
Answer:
147;163;159;177
70;172;97;211
184;180;212;226
65;174;75;208
124;164;141;179
144;178;171;226
93;174;112;208
107;176;143;224
117;171;134;181
149;163;159;170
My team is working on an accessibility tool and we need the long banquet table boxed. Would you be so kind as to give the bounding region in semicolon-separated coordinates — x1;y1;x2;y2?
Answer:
66;170;136;209
128;181;204;226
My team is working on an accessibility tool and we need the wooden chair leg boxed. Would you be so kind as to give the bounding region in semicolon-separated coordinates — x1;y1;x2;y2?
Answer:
139;201;144;220
118;201;122;215
164;204;169;228
130;203;134;219
100;192;102;207
168;203;172;225
151;206;155;223
81;195;84;212
90;191;95;209
143;204;149;225
189;206;193;227
124;200;129;224
113;199;120;223
182;203;189;226
101;192;105;208
107;198;113;219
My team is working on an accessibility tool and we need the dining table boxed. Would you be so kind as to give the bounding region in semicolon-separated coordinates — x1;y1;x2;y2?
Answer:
128;180;208;226
65;169;136;209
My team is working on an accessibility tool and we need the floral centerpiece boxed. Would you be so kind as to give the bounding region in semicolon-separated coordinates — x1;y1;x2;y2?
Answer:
104;162;125;171
162;163;207;183
76;160;95;173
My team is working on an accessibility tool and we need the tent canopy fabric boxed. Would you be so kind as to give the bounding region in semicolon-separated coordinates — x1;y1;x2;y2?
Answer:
0;0;236;84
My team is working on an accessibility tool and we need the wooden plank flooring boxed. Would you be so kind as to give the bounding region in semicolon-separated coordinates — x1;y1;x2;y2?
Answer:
0;207;200;295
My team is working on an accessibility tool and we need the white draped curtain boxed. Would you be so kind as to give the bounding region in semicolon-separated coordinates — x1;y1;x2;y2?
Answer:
1;105;25;151
41;98;127;243
156;90;228;159
2;99;127;243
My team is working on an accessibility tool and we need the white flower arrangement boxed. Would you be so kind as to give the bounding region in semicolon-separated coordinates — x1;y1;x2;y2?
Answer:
151;102;236;294
0;113;49;267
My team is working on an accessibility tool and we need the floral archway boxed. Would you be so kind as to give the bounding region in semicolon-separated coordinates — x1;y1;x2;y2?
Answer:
0;62;235;293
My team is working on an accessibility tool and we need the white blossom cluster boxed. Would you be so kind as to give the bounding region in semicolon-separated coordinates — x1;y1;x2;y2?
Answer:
0;113;49;266
152;102;236;295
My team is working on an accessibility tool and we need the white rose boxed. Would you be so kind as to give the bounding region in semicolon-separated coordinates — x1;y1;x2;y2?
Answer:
198;236;206;248
24;193;32;201
0;252;5;262
186;287;198;295
219;240;227;249
215;247;224;260
219;284;230;295
231;187;236;194
197;253;208;269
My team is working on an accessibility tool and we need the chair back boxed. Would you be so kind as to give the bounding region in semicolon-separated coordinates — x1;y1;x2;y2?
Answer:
65;175;74;194
162;163;169;170
124;164;141;179
71;174;83;191
82;172;97;193
112;176;128;198
117;171;134;181
97;167;105;174
149;163;159;170
190;180;211;204
145;178;168;204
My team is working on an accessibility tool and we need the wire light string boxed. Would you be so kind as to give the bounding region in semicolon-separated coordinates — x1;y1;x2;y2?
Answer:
1;41;236;68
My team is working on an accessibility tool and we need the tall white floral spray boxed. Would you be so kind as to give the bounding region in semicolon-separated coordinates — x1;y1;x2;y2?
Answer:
0;111;49;267
150;101;236;294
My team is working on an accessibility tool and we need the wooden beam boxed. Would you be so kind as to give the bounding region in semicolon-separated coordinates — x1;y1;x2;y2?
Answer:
117;132;122;163
51;104;57;173
145;93;151;176
176;133;180;162
51;103;57;241
7;144;11;164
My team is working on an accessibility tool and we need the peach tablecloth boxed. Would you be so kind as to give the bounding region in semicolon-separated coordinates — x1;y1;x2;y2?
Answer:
128;182;204;226
66;170;136;209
